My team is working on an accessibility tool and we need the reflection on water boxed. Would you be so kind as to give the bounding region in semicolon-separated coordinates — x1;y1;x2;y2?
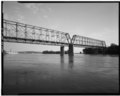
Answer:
68;55;74;69
60;55;74;69
60;55;64;69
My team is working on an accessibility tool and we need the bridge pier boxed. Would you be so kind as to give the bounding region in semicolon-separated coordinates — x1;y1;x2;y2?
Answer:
68;44;74;56
60;46;64;56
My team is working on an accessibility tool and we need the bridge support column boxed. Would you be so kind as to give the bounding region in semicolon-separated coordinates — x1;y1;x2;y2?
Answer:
68;44;74;56
60;46;64;56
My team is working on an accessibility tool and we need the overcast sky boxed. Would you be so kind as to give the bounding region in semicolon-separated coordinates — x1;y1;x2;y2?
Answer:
3;2;118;53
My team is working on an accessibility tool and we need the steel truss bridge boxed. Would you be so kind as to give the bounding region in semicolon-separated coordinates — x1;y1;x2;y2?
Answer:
2;19;106;55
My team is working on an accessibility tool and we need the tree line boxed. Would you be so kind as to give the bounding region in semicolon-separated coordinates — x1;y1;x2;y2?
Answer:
83;43;119;55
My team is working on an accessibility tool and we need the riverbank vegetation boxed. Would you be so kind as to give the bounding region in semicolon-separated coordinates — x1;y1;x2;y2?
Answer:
42;50;68;54
83;43;119;55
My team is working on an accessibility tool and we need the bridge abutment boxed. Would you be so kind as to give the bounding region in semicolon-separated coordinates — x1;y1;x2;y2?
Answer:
68;44;74;56
60;46;64;56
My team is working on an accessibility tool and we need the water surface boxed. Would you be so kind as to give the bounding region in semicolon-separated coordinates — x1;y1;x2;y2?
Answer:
3;54;119;94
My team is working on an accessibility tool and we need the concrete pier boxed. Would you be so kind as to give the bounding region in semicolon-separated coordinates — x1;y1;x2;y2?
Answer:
60;46;64;56
68;44;74;56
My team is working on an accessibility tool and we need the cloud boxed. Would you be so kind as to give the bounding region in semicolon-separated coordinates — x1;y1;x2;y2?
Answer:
24;3;53;22
14;8;25;23
4;13;14;21
39;8;46;13
24;3;52;16
48;7;52;12
4;13;9;20
24;3;42;14
16;14;25;23
43;15;48;19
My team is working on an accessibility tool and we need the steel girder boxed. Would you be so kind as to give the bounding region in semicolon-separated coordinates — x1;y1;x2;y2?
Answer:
72;35;106;48
2;19;106;47
3;19;70;46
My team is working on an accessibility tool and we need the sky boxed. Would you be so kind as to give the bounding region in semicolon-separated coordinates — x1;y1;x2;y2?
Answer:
3;2;118;53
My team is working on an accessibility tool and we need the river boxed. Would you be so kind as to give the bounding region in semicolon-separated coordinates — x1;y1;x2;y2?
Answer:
3;54;119;94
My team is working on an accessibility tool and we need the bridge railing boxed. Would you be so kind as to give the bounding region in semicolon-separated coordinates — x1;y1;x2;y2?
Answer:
72;35;106;47
3;19;70;45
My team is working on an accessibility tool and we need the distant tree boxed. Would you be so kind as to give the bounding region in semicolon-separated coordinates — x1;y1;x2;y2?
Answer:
83;43;119;55
42;50;61;54
111;43;118;47
83;48;96;54
106;43;119;55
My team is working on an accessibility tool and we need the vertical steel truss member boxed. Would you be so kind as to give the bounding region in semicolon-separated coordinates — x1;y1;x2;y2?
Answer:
71;35;76;44
72;35;106;47
65;33;71;44
24;24;27;40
